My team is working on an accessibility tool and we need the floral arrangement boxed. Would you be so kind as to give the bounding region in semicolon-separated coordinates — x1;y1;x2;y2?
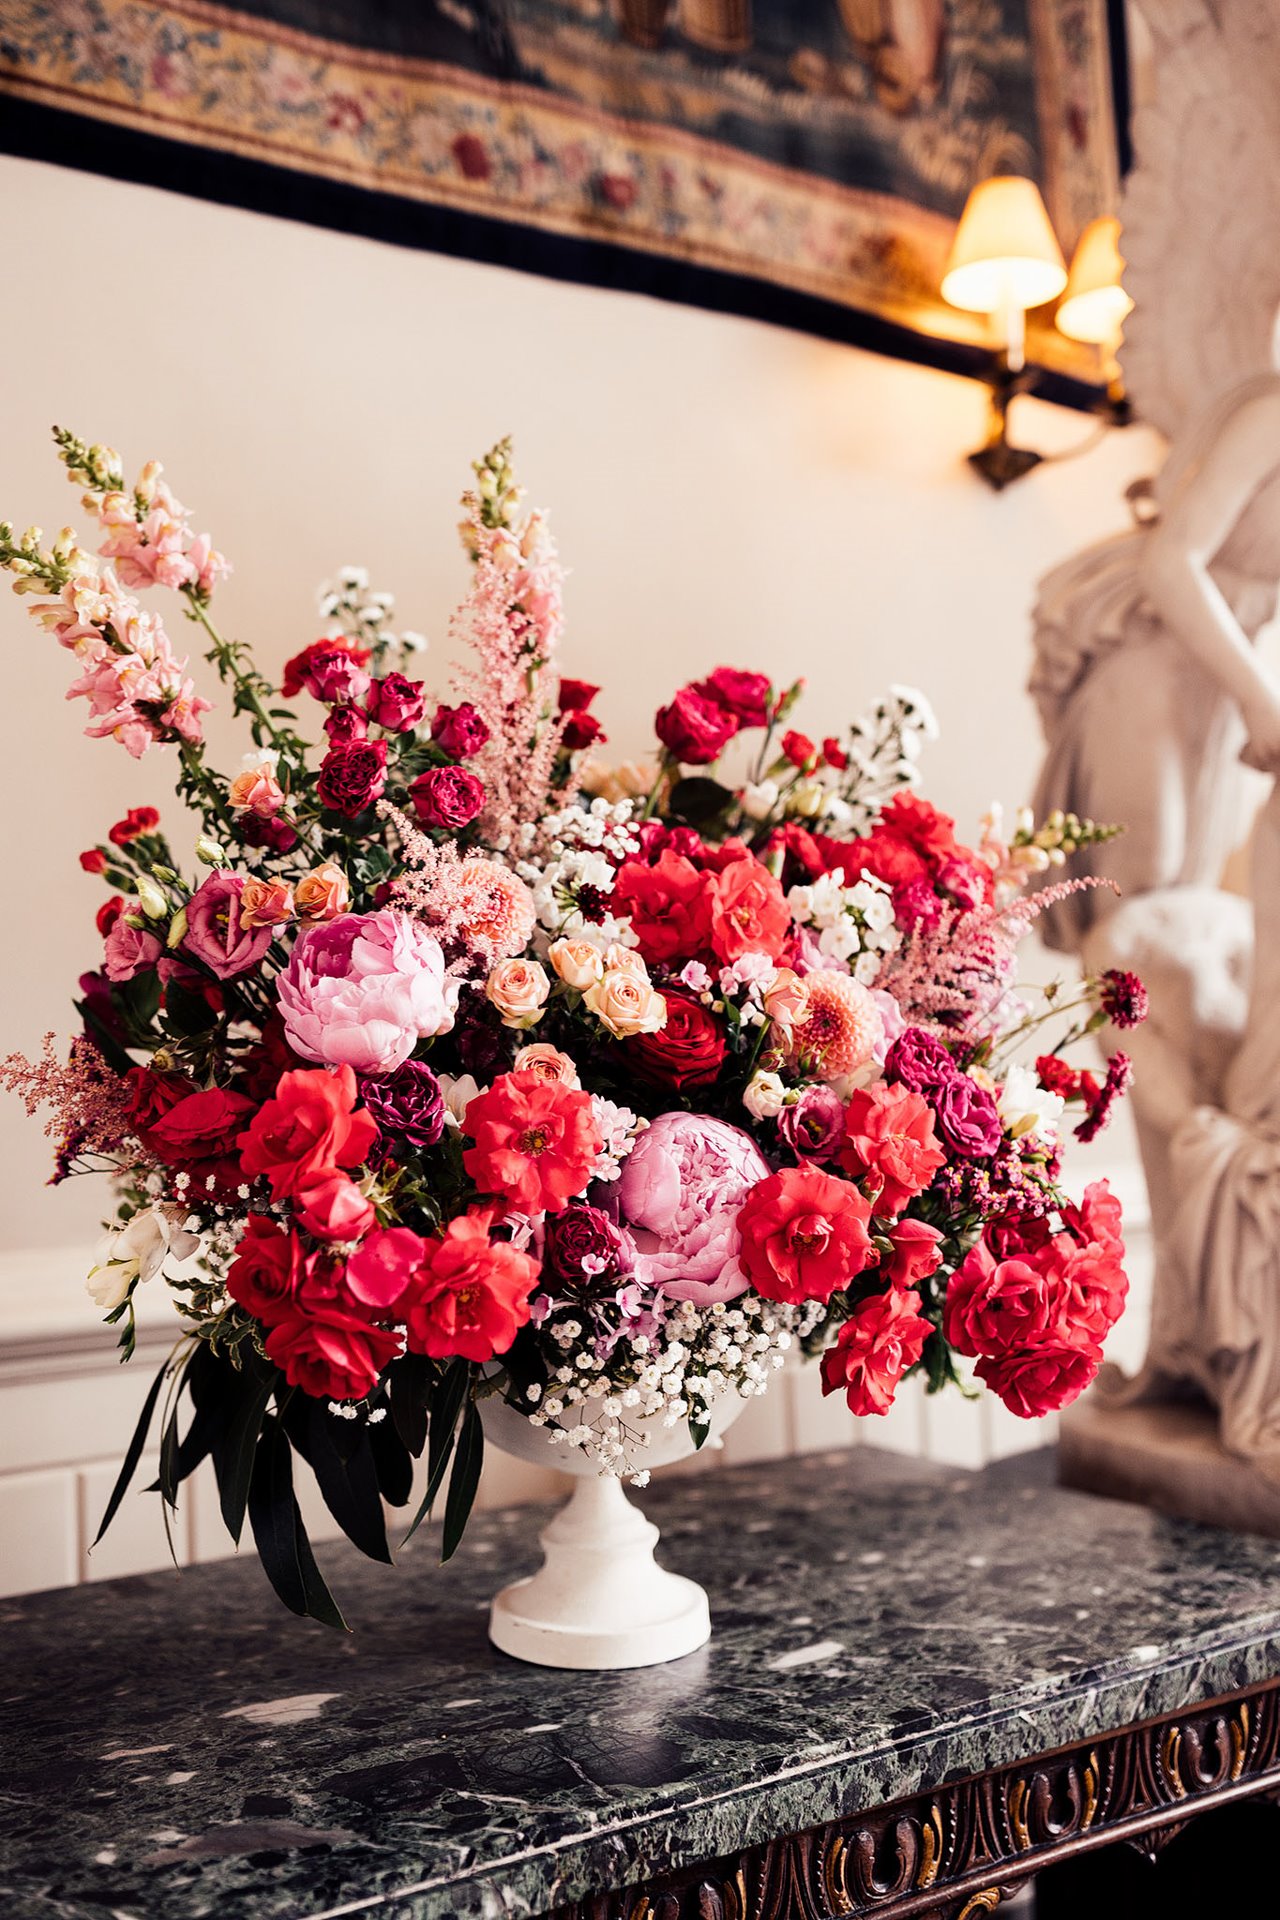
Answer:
1;433;1143;1626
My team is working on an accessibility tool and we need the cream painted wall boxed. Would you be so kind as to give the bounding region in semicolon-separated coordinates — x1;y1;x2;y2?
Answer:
0;150;1162;1258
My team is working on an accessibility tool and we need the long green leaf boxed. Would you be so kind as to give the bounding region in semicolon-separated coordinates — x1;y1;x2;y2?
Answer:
213;1361;277;1545
92;1359;167;1548
307;1403;391;1564
389;1353;432;1458
441;1401;484;1564
247;1416;348;1630
402;1361;470;1545
369;1413;414;1508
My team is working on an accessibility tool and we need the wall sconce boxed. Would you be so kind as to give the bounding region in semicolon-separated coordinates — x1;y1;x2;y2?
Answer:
1056;215;1134;397
941;175;1067;489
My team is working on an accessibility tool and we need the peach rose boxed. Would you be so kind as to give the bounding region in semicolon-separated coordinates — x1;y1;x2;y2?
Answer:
513;1043;581;1087
239;876;296;928
603;942;648;979
579;758;657;803
294;861;350;920
228;767;285;816
486;957;551;1030
549;937;604;991
585;967;667;1040
764;967;810;1039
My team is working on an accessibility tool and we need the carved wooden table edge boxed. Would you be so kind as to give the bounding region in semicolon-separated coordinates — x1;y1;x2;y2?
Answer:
548;1676;1280;1920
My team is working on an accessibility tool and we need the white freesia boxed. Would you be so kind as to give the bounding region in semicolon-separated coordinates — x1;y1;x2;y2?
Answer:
997;1062;1065;1144
439;1072;481;1129
87;1204;202;1309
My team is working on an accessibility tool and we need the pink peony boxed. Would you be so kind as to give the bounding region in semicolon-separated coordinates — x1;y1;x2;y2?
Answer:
617;1110;769;1304
277;909;457;1074
183;872;273;980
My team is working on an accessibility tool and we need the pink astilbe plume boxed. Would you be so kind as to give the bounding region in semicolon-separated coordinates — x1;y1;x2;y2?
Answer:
0;1035;138;1180
881;877;1116;1035
381;802;536;967
450;445;569;845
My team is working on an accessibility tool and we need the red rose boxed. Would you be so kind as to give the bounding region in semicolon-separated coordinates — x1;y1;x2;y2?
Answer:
410;765;486;830
697;667;771;726
294;1173;376;1243
840;1083;946;1218
365;672;426;733
96;895;124;938
238;1064;378;1200
943;1244;1061;1358
620;990;726;1091
984;1210;1055;1261
736;1166;875;1305
707;858;791;964
781;730;816;770
226;1215;303;1326
80;848;107;874
1049;1233;1128;1345
654;685;738;764
463;1071;601;1215
281;636;371;700
558;678;600;713
147;1085;257;1166
430;701;490;757
884;1217;944;1288
561;710;605;750
125;1065;193;1134
879;794;961;862
822;737;848;771
108;806;160;846
401;1206;539;1362
838;827;930;890
317;740;387;817
975;1340;1101;1419
613;851;714;965
265;1308;402;1402
820;1287;933;1416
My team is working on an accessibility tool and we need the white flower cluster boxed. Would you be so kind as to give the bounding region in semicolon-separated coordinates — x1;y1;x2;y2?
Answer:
787;868;901;983
836;683;940;832
316;564;427;657
524;1294;824;1479
515;798;641;949
589;1094;648;1182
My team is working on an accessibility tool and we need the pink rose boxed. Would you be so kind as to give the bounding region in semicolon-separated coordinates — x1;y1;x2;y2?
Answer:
617;1110;769;1304
277;909;457;1074
430;701;490;758
183;872;273;980
365;672;426;733
410;765;485;830
294;1173;376;1243
103;917;162;982
975;1341;1101;1419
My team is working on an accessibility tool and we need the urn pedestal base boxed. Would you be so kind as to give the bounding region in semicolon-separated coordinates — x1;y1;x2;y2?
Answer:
488;1473;710;1670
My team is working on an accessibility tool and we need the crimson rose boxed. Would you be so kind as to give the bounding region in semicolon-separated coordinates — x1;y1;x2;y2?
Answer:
430;701;490;757
410;765;486;829
620;990;726;1091
317;740;387;817
654;684;738;764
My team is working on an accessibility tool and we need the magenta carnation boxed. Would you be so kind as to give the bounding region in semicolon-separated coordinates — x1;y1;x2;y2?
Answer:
617;1110;769;1304
277;909;457;1074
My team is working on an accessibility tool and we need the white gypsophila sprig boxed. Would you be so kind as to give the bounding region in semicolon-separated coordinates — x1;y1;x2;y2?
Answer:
316;566;427;665
514;797;642;945
828;684;940;833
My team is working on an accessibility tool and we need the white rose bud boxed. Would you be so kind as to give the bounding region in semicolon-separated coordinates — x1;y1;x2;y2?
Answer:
194;834;226;866
743;1070;787;1120
135;873;168;920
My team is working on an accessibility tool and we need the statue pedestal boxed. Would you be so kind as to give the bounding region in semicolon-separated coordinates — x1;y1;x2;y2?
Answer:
1059;1397;1280;1538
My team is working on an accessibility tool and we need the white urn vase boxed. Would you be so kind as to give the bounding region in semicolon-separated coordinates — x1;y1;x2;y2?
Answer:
480;1391;748;1670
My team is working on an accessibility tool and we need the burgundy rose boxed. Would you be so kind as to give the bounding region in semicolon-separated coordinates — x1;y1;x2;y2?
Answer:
317;739;388;818
237;812;298;854
697;667;771;727
430;701;490;758
933;1076;1003;1161
544;1203;631;1284
359;1059;446;1152
562;709;605;750
365;672;426;734
619;989;726;1091
885;1027;959;1096
558;679;600;714
984;1210;1054;1262
324;705;368;745
410;765;485;830
654;685;738;765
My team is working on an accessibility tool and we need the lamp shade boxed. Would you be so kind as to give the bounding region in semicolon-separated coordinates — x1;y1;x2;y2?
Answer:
941;176;1067;314
1056;215;1133;345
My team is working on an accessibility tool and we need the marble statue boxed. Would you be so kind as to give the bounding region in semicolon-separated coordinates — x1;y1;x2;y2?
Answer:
1031;0;1280;1488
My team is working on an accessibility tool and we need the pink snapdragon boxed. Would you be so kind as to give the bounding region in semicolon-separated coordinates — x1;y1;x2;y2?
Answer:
34;565;210;758
95;473;229;597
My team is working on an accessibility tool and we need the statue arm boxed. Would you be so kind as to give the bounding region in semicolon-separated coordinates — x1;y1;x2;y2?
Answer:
1141;388;1280;767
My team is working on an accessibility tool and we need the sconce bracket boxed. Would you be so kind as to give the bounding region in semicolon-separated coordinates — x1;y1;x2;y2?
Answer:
969;439;1043;490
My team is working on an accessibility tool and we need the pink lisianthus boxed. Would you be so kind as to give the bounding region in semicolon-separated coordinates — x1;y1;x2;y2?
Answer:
184;872;273;979
277;909;457;1074
103;916;162;981
617;1110;770;1304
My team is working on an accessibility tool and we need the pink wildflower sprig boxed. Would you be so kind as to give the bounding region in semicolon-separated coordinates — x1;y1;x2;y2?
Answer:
380;800;537;966
0;1033;138;1174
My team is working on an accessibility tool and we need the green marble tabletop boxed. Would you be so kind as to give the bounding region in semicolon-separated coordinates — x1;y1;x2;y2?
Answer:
4;1446;1280;1920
